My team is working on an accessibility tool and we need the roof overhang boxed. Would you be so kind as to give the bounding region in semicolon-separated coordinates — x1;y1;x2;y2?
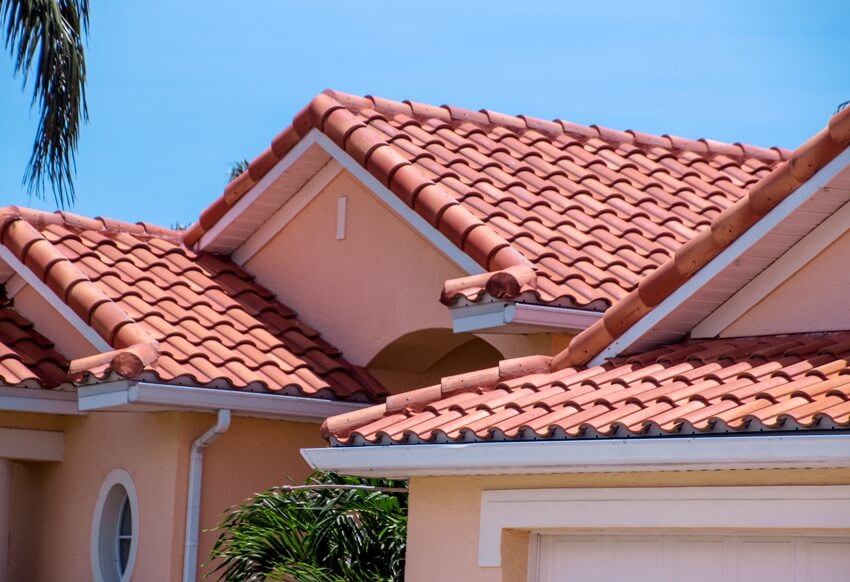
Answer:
592;144;850;363
0;386;83;415
302;433;850;479
77;380;370;423
197;129;484;276
450;300;603;334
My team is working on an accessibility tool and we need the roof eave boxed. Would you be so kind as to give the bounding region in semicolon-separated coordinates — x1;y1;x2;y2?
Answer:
302;433;850;479
450;300;603;334
77;380;371;423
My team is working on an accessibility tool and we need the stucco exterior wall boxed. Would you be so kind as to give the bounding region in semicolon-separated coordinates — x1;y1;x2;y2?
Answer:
245;170;468;367
722;230;850;337
0;409;324;582
405;469;850;582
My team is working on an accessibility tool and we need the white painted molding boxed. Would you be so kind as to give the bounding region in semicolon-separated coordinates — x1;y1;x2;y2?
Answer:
312;131;485;275
198;132;330;251
693;199;850;338
205;129;485;275
302;433;850;479
77;381;369;422
451;301;603;334
479;485;850;567
0;386;82;415
0;427;63;462
589;145;850;366
0;246;111;352
91;468;139;582
232;159;342;265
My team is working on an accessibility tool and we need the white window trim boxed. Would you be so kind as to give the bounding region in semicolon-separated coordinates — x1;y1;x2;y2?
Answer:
91;468;139;582
478;485;850;568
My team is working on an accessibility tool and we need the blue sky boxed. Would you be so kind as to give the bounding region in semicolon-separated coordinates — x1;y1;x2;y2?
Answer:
1;0;848;226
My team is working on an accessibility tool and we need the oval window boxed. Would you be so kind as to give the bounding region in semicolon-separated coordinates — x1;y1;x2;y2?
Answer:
92;469;138;582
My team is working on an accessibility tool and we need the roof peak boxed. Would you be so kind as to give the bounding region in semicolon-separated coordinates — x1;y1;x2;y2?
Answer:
321;89;792;163
0;206;182;244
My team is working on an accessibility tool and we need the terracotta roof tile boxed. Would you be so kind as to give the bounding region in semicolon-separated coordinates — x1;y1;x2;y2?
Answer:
0;208;384;401
187;90;792;310
325;332;850;445
549;103;850;371
0;306;69;388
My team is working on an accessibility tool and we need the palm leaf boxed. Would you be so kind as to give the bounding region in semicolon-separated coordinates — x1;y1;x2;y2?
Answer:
205;472;408;582
1;0;89;207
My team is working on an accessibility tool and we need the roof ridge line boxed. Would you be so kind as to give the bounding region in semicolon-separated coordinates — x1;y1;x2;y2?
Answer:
328;89;790;163
0;209;161;380
1;205;182;243
183;89;790;247
320;354;552;439
550;104;850;372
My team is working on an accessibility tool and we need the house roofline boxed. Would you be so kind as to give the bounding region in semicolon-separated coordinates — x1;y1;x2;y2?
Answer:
302;433;850;479
77;380;371;422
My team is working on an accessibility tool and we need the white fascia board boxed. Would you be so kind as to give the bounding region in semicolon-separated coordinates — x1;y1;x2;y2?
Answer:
232;159;342;265
198;131;329;251
301;434;850;479
77;381;370;423
0;427;63;461
312;131;485;275
693;198;850;338
0;246;111;352
451;301;603;334
0;386;82;415
201;129;484;276
589;145;850;366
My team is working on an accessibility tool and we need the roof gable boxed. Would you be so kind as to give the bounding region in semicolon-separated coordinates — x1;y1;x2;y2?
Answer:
0;207;385;402
187;90;788;311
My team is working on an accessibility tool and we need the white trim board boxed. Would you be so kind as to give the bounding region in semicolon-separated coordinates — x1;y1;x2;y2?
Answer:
0;386;82;415
204;129;485;276
302;433;850;479
77;380;370;422
0;427;63;461
693;198;850;338
0;246;111;352
198;131;331;251
451;301;603;334
232;159;342;264
479;485;850;568
589;145;850;366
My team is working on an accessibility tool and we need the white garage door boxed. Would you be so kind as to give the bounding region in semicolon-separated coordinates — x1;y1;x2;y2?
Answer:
534;533;850;582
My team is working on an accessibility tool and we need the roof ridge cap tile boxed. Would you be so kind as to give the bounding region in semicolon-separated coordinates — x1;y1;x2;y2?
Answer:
0;205;182;243
551;111;850;372
321;354;553;441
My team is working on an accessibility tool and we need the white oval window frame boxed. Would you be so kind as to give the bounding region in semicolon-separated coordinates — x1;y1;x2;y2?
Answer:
91;468;139;582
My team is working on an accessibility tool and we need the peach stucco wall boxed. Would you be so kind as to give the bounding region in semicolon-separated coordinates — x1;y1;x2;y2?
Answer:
405;469;850;582
245;170;468;367
0;410;324;582
722;230;850;337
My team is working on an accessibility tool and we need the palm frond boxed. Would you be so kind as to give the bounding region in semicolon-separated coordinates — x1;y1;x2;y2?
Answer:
1;0;89;207
205;472;408;582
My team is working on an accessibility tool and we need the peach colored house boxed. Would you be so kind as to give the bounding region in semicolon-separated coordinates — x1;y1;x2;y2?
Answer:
2;89;845;582
306;102;850;581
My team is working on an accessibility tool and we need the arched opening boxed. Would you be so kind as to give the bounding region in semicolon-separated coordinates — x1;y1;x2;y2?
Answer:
367;329;504;394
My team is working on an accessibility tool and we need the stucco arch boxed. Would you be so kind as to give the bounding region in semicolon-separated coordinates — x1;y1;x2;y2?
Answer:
367;329;503;394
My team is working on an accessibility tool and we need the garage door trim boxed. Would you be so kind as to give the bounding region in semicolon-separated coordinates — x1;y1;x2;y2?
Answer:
478;485;850;567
